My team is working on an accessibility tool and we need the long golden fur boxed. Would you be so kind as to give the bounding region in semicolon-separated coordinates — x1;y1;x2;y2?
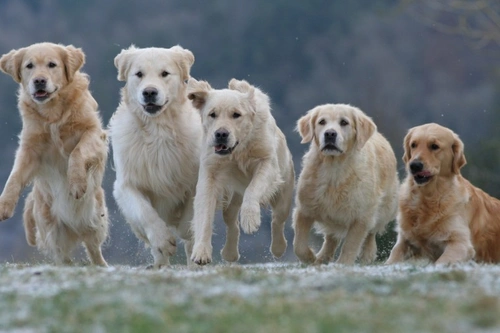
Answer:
187;78;295;265
293;104;399;265
0;42;108;265
109;45;200;268
386;123;500;264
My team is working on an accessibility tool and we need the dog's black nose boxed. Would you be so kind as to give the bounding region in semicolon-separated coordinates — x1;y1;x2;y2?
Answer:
324;130;337;142
215;128;229;142
34;77;46;89
142;88;158;103
409;160;424;174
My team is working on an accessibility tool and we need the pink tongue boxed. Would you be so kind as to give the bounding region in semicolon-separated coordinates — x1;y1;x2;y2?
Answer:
215;144;227;152
35;91;48;97
416;170;432;177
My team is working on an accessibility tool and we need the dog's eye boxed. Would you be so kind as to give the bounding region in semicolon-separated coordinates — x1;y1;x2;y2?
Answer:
411;142;417;149
135;71;143;78
209;112;216;118
431;143;440;150
233;112;241;119
48;62;56;68
26;63;33;69
340;119;349;126
318;119;326;125
161;71;169;78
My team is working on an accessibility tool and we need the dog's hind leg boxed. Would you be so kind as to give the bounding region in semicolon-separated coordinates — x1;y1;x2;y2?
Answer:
270;180;294;259
221;193;242;263
315;234;339;264
359;232;377;264
22;191;37;246
83;187;108;266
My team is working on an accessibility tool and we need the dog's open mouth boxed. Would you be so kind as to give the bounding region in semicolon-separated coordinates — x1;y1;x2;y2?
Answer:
33;89;51;102
214;142;238;155
321;144;343;154
413;170;433;184
143;103;163;114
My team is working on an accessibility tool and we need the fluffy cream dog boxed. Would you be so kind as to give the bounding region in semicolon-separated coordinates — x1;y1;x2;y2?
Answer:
187;79;295;265
109;45;200;268
293;104;399;265
0;42;109;265
386;123;500;264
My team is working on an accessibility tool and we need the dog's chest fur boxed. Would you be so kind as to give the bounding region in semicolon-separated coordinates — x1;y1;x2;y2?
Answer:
111;108;200;202
298;153;377;225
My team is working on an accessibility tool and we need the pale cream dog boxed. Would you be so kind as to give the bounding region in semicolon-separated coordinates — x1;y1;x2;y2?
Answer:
0;42;109;265
293;104;399;265
386;123;500;264
187;79;295;265
109;45;200;268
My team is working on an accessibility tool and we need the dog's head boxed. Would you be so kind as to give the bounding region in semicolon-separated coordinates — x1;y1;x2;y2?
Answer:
0;42;85;104
188;78;260;156
114;45;194;117
403;123;466;185
297;104;376;157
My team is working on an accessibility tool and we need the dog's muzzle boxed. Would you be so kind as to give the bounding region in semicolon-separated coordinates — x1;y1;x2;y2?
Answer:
141;87;163;114
213;128;238;155
321;130;343;153
32;77;52;102
409;160;433;184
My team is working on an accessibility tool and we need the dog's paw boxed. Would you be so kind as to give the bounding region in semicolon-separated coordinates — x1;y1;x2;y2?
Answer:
69;179;87;200
271;236;287;258
294;246;316;264
240;202;261;234
0;199;15;221
221;245;240;262
191;243;213;265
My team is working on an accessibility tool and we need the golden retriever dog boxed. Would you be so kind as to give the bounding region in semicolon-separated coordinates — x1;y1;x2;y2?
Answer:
293;104;399;265
187;79;295;265
109;45;200;268
386;123;500;264
0;42;109;265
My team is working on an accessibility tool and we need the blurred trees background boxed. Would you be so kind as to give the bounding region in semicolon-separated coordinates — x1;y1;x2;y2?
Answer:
0;0;499;264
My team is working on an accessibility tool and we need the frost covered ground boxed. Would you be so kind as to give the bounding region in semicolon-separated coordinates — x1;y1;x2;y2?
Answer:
0;262;499;333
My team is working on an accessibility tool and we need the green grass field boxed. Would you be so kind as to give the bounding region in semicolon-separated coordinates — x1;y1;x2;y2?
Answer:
0;262;498;333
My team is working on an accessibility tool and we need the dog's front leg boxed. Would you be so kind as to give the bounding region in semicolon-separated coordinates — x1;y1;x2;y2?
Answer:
436;230;475;264
114;182;176;268
292;209;316;264
385;234;410;264
336;220;370;265
0;141;40;221
68;130;106;200
191;167;218;265
240;159;276;234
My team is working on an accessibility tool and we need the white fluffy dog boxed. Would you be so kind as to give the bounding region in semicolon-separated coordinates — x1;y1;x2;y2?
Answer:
187;79;295;265
109;45;201;268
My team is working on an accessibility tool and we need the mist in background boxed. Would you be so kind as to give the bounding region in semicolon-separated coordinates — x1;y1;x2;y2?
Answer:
0;0;499;265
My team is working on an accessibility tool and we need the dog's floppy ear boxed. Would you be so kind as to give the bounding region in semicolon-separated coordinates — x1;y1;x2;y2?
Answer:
114;45;138;81
187;78;212;110
228;79;253;93
402;128;415;163
228;79;256;111
0;47;27;83
451;133;467;174
297;109;317;144
171;45;195;82
61;45;85;83
354;107;376;150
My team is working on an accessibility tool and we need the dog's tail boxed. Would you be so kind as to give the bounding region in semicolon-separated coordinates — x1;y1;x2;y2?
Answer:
23;193;37;247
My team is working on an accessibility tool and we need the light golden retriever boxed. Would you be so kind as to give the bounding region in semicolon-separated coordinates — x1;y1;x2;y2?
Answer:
109;45;200;268
386;123;500;264
0;42;109;265
293;104;399;265
187;79;295;265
